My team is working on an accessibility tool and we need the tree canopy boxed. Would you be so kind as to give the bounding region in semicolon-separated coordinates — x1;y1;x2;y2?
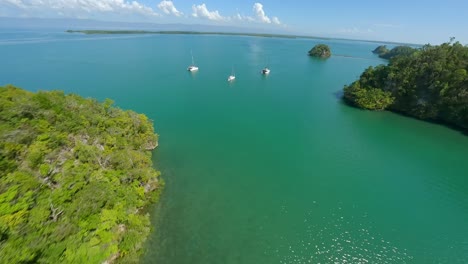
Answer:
373;45;417;60
372;45;389;55
0;85;162;263
344;41;468;130
308;44;331;58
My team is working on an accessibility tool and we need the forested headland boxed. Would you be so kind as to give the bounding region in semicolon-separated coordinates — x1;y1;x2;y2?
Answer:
372;45;417;60
344;41;468;131
0;85;162;263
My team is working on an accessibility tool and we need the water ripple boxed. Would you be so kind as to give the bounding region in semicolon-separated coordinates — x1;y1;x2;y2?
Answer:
268;206;413;264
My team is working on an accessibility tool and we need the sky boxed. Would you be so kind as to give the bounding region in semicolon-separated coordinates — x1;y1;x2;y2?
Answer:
1;0;467;44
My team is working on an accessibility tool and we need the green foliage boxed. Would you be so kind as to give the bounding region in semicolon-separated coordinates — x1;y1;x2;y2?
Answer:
372;45;389;56
344;81;394;110
344;41;468;130
0;85;162;263
308;44;331;58
377;45;417;60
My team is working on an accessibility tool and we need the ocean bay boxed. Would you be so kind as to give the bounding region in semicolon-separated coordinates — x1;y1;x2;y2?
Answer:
1;31;468;263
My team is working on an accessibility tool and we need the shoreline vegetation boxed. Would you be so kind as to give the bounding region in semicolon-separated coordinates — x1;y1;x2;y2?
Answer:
372;45;417;60
65;30;415;45
0;86;163;263
344;40;468;131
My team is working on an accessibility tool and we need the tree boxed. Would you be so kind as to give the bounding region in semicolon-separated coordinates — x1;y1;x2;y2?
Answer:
372;45;389;56
308;44;331;58
344;41;468;131
0;86;163;263
378;45;417;60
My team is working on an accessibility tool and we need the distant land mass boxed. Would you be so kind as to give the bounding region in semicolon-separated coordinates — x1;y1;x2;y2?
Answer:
372;45;417;60
0;17;417;46
66;29;320;40
64;29;421;47
0;17;293;35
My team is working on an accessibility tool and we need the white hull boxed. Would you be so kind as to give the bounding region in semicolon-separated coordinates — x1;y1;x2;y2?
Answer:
188;50;198;72
227;75;236;82
262;68;270;75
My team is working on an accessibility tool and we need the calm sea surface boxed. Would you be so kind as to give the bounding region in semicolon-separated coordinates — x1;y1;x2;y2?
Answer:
1;30;468;264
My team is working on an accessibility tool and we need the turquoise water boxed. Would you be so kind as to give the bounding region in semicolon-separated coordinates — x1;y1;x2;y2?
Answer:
1;30;468;263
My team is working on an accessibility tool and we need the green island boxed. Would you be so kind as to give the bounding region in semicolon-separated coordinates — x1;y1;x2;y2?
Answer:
308;44;331;58
344;40;468;130
372;45;417;60
372;45;389;55
0;85;162;263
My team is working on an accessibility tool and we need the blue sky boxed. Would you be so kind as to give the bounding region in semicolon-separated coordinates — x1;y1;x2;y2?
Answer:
1;0;467;44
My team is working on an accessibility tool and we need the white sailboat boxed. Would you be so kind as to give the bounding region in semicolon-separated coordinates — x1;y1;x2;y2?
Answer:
261;58;270;75
227;66;236;82
261;67;270;75
187;50;198;72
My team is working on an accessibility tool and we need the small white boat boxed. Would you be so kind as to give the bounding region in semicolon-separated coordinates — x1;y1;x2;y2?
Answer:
228;66;235;82
188;65;198;72
187;50;198;72
261;67;270;75
227;75;236;82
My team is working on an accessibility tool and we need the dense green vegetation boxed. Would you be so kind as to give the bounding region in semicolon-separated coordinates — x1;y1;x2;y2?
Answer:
0;86;162;263
308;44;331;58
344;41;468;130
372;45;389;55
372;45;417;60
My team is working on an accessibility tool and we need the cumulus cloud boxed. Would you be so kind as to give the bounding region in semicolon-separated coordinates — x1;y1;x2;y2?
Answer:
157;0;182;17
4;0;26;9
1;0;159;20
271;16;280;25
233;13;251;22
2;0;284;26
253;3;270;23
191;3;224;21
232;3;281;25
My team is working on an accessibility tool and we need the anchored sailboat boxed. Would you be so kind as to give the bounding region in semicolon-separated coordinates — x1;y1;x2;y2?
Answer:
227;66;236;82
261;58;270;75
187;50;199;72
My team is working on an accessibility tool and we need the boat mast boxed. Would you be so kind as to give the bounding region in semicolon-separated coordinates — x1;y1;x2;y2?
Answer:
191;50;195;65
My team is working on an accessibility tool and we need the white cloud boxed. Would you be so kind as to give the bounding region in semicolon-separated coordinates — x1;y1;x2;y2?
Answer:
4;0;26;9
253;3;270;23
1;0;159;20
233;3;281;26
157;0;182;17
234;13;253;22
271;16;280;25
2;0;284;26
191;3;224;21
